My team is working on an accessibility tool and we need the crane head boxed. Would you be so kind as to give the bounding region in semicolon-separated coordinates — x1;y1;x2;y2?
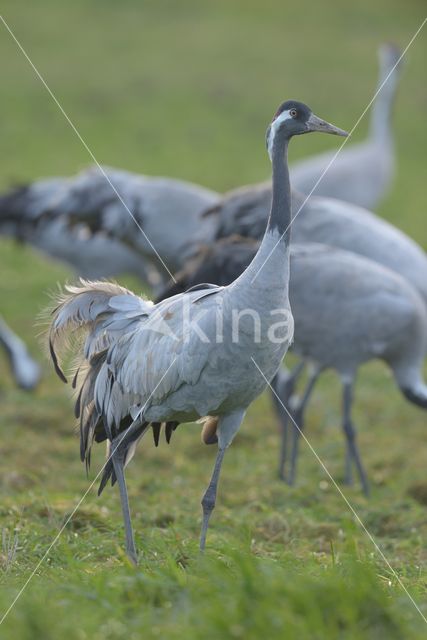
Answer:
266;100;348;159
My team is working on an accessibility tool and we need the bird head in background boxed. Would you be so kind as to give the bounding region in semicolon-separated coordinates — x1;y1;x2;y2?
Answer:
266;100;348;159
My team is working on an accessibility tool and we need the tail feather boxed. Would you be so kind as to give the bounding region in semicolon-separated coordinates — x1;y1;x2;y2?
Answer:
80;404;101;464
98;420;149;496
48;279;140;383
49;335;68;383
46;279;152;467
77;354;106;462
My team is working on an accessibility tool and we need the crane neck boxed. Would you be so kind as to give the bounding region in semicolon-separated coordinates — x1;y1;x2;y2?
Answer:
369;63;398;144
231;131;291;291
267;133;292;240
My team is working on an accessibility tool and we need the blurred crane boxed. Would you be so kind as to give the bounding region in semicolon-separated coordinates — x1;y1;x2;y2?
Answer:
47;101;346;562
157;237;427;495
290;43;402;209
204;185;427;310
0;316;40;390
39;169;427;317
0;168;219;286
0;177;151;283
0;43;403;288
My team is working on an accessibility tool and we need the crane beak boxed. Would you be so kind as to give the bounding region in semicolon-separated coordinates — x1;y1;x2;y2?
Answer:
307;113;348;137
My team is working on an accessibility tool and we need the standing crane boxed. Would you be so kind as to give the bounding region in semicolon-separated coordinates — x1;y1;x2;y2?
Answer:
157;237;427;495
0;316;40;390
290;43;401;209
47;101;347;562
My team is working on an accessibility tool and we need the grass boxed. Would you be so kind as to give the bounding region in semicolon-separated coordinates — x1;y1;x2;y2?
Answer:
0;0;427;637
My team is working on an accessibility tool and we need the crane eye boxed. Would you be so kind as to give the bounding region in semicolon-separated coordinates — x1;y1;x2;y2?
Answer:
290;109;298;118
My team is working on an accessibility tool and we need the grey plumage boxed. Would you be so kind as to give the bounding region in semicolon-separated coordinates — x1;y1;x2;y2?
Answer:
290;44;401;209
0;178;151;282
45;166;219;276
282;243;427;493
0;316;41;391
47;101;346;562
205;185;427;312
0;167;219;285
157;237;427;493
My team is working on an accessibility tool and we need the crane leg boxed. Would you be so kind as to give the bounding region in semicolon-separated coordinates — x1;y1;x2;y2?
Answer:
112;455;138;565
200;447;226;552
270;361;305;480
99;420;149;565
344;447;353;486
288;369;319;486
342;382;369;497
199;409;245;551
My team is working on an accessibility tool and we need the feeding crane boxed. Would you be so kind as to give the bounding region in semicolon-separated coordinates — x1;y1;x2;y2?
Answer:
204;185;427;311
0;169;219;287
47;101;346;562
0;178;152;283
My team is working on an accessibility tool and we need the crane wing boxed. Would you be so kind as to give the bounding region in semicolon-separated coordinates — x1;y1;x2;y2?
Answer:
105;285;224;407
48;279;223;462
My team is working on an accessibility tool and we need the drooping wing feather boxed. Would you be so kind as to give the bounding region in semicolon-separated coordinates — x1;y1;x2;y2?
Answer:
48;279;151;380
105;288;223;407
48;279;223;465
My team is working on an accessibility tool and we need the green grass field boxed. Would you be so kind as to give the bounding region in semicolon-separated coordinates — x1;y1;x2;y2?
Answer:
0;1;426;637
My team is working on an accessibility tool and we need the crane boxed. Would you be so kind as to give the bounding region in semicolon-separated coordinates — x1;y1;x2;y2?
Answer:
0;168;219;287
290;43;401;209
47;101;346;562
156;237;427;495
204;185;427;311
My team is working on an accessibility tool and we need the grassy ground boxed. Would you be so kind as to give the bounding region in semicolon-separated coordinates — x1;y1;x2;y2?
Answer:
0;1;427;637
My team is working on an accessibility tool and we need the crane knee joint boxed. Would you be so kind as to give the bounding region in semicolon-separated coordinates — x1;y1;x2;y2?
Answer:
201;494;215;513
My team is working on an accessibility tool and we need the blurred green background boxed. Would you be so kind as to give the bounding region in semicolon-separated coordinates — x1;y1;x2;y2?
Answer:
0;1;426;638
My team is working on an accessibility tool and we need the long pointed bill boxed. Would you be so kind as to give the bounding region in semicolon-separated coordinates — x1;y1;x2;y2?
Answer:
307;113;348;137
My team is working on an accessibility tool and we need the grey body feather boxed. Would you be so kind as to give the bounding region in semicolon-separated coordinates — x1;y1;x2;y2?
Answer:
158;238;427;395
46;100;344;558
50;232;291;456
289;244;427;387
206;184;427;310
46;166;219;274
156;237;427;490
0;167;219;283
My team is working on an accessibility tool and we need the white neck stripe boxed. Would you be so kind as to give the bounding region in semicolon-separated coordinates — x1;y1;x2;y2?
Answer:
267;110;292;159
